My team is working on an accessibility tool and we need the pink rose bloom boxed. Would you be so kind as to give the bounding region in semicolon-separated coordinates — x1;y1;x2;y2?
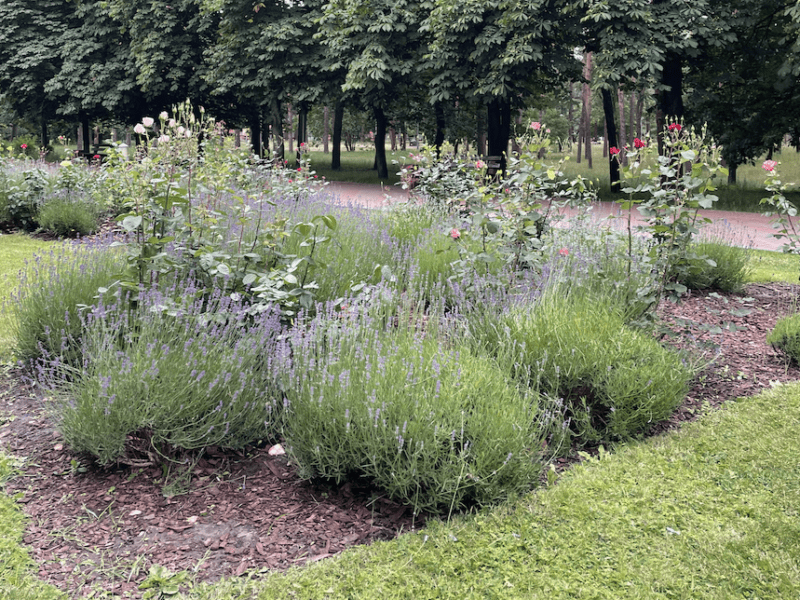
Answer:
530;122;541;130
142;117;155;128
158;134;170;143
20;143;27;149
609;147;620;156
558;247;569;256
450;228;461;240
763;160;778;172
475;160;486;169
134;124;146;135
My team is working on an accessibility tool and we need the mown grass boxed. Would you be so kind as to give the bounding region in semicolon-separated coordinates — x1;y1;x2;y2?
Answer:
0;234;52;361
0;450;65;600
183;381;800;600
307;150;405;186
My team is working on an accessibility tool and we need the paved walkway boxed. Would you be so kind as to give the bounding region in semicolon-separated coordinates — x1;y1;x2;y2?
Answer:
326;182;786;252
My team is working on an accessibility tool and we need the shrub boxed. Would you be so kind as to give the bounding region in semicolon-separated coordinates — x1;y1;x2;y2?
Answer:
680;240;752;293
767;312;800;363
37;195;99;237
475;293;694;443
278;313;561;515
11;239;123;364
43;281;286;465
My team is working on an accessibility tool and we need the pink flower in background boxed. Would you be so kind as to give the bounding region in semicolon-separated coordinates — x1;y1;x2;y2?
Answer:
20;144;27;150
142;117;154;128
558;247;569;256
530;122;541;130
763;160;777;172
450;228;461;240
475;160;486;169
609;147;620;156
92;154;100;160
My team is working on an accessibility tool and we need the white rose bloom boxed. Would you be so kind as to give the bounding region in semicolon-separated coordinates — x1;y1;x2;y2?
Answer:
177;126;185;135
159;111;169;121
158;135;170;143
141;117;154;128
169;119;177;127
134;123;146;135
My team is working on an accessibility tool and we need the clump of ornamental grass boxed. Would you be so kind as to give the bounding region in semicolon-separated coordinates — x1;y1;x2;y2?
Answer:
36;193;100;237
276;298;563;516
40;277;287;466
767;312;800;364
678;222;753;293
469;285;694;444
11;236;124;365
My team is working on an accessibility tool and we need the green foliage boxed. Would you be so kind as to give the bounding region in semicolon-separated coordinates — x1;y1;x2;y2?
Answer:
616;124;728;314
36;196;99;237
681;240;752;293
281;321;557;515
478;293;694;442
46;285;285;466
767;312;800;364
11;243;123;364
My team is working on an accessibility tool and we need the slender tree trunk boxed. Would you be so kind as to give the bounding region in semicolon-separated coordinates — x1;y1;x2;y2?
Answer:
727;162;738;185
477;107;487;157
287;105;294;154
80;115;90;156
657;51;684;154
374;105;389;179
332;101;344;170
295;105;307;165
486;98;511;172
249;113;262;159
323;106;329;153
40;105;49;150
567;82;575;146
636;92;644;138
583;53;592;168
617;88;627;164
601;88;620;191
271;99;284;162
434;103;446;158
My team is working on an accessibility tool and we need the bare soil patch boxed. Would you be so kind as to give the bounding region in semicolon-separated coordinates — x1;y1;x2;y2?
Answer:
1;282;799;598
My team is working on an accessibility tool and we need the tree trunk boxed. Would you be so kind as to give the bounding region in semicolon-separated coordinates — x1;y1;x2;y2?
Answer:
332;101;344;170
374;106;389;180
657;51;684;154
486;98;511;173
323;106;329;153
476;107;487;157
295;105;308;165
80;115;90;156
271;99;284;162
727;162;738;185
434;103;446;158
40;105;49;150
568;82;575;145
617;88;627;164
601;88;620;192
249;113;262;159
583;53;592;168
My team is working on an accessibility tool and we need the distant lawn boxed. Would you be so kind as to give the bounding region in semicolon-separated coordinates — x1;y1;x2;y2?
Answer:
307;150;405;187
0;234;52;361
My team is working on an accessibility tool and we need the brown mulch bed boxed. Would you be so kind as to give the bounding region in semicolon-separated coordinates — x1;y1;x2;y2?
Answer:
1;282;799;598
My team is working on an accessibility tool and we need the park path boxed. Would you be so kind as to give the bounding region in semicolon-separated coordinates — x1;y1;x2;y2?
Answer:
326;182;786;252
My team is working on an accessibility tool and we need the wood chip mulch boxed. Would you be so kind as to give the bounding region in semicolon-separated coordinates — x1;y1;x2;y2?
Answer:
1;282;799;598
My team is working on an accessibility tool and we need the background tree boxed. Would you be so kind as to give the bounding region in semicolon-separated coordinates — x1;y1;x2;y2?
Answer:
424;0;582;172
0;0;70;149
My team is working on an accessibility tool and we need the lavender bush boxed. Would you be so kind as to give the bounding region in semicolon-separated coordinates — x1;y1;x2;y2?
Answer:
277;305;563;515
41;278;286;465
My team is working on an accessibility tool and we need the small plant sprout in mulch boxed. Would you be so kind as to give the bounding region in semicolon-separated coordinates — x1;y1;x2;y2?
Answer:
1;118;800;599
